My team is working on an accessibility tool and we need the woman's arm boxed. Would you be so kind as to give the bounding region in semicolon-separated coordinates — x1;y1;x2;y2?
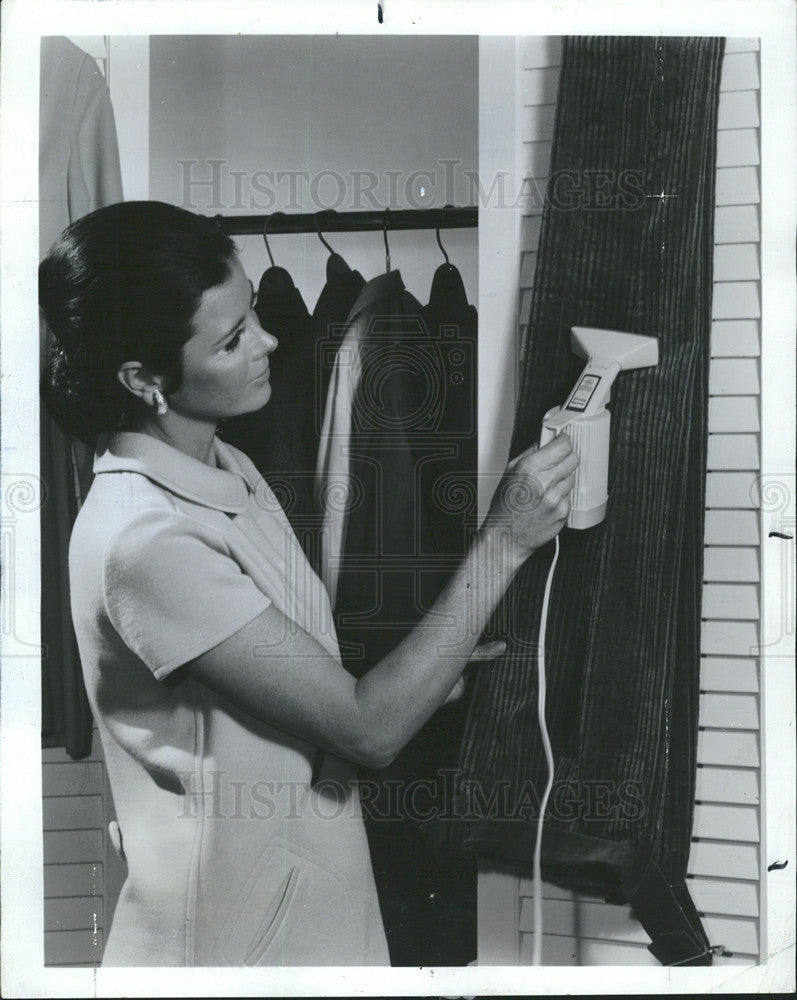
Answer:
184;435;577;768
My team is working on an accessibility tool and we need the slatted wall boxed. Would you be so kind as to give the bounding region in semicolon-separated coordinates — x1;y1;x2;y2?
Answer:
42;739;109;965
478;35;764;967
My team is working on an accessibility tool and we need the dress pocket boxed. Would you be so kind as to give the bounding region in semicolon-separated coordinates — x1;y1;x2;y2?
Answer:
243;864;300;966
210;837;308;966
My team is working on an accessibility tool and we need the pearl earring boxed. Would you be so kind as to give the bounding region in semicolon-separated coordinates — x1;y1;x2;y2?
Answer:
152;389;168;416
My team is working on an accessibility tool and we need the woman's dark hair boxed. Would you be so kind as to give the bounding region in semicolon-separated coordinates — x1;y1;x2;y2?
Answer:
40;201;237;442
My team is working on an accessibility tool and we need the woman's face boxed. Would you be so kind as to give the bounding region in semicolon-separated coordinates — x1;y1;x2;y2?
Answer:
167;257;277;421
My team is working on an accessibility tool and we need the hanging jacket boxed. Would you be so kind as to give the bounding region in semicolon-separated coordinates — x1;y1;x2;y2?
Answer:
316;268;480;966
220;266;319;561
407;261;479;794
318;264;479;669
318;269;456;673
315;270;414;615
40;37;124;282
312;252;366;407
40;37;124;759
420;261;479;562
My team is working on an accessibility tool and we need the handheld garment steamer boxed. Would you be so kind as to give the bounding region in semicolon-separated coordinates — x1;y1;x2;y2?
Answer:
540;327;660;528
530;327;659;965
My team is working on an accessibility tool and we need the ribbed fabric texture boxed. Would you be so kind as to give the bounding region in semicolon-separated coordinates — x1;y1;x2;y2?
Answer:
451;37;724;919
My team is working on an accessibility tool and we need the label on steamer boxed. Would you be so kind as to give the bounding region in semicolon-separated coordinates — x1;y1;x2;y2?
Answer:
566;373;601;412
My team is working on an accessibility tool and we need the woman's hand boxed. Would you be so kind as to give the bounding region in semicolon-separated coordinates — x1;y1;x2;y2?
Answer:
482;434;578;561
442;640;507;704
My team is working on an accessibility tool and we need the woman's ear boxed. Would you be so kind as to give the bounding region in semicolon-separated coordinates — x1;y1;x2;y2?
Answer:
117;362;164;405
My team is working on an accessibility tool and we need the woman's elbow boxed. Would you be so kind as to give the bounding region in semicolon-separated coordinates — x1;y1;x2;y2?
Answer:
345;730;400;770
361;745;399;770
343;691;404;768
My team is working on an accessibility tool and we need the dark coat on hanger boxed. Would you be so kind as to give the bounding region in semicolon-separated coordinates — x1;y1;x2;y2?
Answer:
420;261;479;563
323;268;479;967
326;264;479;671
312;252;366;408
220;266;319;560
331;270;444;674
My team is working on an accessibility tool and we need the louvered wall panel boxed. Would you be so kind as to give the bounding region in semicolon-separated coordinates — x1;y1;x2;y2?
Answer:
705;473;759;508
708;396;760;432
717;129;759;168
704;509;759;545
479;35;765;968
697;730;759;768
518;929;754;967
43;864;104;899
701;657;759;692
44;897;103;934
711;319;760;356
696;766;759;803
715;205;760;244
43;930;104;968
702;583;760;619
42;735;112;968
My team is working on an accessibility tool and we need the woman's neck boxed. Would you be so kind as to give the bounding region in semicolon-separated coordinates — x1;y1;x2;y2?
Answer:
132;412;218;466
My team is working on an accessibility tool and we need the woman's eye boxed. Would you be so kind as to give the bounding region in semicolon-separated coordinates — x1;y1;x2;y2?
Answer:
224;329;243;353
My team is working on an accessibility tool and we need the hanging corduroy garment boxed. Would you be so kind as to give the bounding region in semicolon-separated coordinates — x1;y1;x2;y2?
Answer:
449;37;724;966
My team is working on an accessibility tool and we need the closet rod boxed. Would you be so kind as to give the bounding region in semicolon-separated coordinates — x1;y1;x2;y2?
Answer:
214;206;477;236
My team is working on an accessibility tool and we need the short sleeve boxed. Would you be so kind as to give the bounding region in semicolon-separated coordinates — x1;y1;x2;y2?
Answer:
103;511;272;679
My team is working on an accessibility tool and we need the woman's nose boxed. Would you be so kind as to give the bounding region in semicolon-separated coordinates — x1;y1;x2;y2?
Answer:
252;315;278;354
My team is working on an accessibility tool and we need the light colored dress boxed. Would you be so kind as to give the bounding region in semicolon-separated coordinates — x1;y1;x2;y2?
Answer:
69;431;388;966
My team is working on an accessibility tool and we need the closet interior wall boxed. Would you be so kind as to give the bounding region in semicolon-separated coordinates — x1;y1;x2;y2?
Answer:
477;35;766;967
149;35;478;311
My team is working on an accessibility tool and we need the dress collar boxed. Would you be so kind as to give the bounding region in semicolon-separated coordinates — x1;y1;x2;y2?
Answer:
93;432;254;513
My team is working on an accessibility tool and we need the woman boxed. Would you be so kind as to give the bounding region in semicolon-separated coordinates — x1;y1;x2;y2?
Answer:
40;201;577;967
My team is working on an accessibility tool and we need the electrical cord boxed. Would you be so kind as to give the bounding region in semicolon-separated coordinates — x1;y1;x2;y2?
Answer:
532;531;560;966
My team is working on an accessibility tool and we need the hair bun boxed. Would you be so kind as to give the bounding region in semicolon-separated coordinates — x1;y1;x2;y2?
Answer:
41;338;127;444
50;333;85;370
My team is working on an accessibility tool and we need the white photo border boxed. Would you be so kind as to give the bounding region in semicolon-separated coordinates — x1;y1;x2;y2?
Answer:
1;0;794;995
